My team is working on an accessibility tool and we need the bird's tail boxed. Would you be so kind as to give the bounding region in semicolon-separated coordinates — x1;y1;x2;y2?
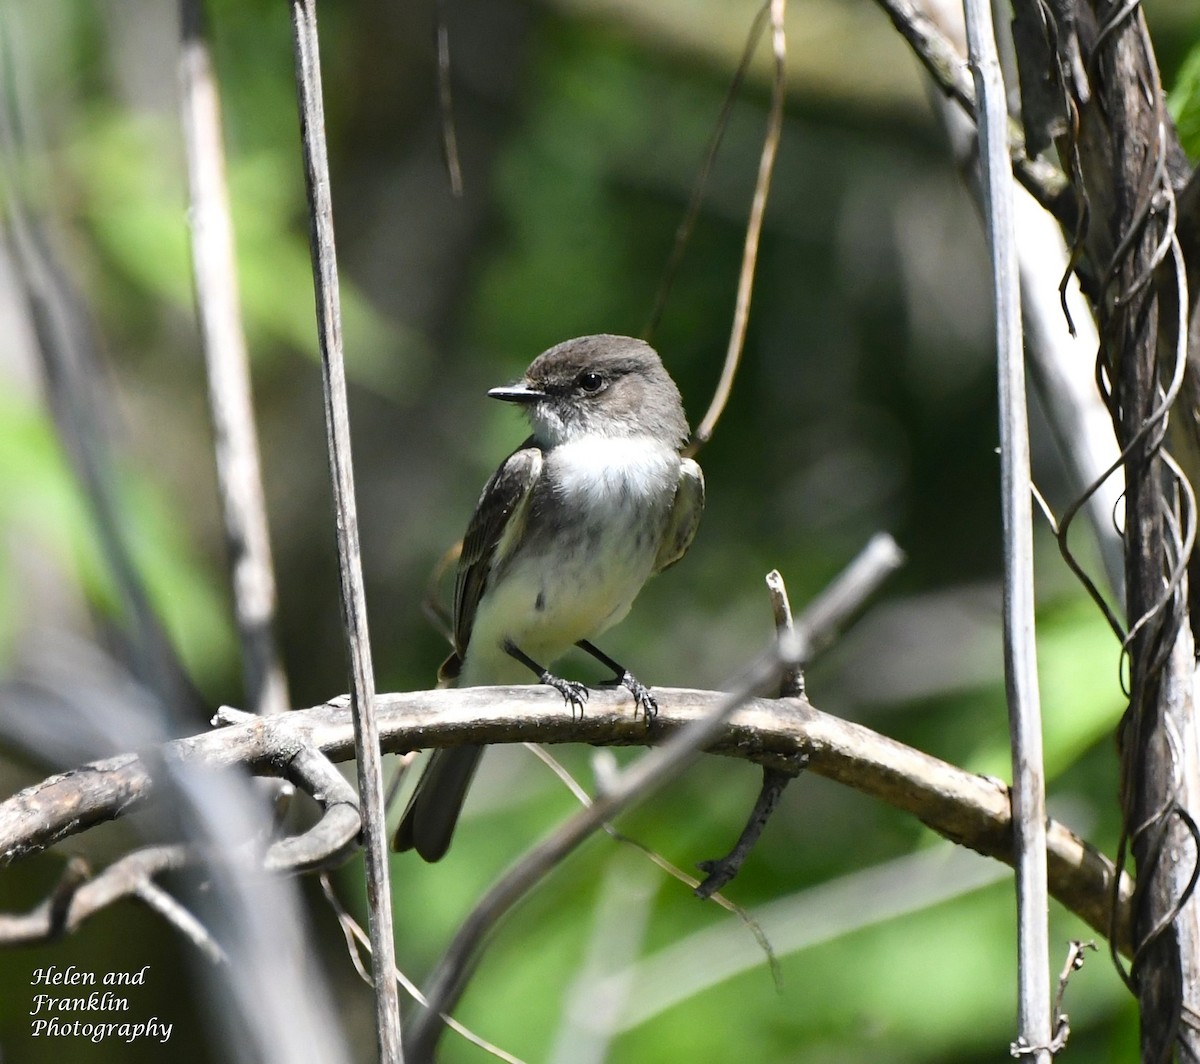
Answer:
392;651;482;861
392;745;483;861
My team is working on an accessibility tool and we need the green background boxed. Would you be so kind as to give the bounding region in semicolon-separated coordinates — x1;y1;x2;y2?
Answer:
4;0;1199;1059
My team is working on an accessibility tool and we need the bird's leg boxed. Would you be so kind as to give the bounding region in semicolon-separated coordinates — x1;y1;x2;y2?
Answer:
576;640;658;719
503;640;589;717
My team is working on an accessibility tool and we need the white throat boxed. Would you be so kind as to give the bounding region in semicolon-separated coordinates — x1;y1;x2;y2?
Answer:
550;433;679;502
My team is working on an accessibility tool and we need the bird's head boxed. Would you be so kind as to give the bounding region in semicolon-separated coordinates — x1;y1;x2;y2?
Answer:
489;334;690;449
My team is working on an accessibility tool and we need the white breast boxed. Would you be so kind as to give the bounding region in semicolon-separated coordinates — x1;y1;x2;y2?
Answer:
550;434;680;504
459;434;681;684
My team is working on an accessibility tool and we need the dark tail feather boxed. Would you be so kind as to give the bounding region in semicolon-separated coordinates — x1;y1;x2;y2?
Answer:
392;745;484;861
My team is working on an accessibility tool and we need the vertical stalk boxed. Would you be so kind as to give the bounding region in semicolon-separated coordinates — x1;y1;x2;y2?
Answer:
963;0;1052;1056
287;1;403;1058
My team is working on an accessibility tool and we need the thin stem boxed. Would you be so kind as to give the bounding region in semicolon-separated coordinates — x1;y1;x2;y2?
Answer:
179;0;290;718
286;1;402;1058
686;0;787;456
963;0;1051;1056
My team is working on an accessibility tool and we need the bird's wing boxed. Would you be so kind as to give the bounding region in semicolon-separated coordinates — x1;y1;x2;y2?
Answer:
453;441;544;656
653;457;704;573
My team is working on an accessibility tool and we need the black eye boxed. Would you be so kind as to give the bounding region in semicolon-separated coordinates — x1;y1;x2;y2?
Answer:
578;371;604;393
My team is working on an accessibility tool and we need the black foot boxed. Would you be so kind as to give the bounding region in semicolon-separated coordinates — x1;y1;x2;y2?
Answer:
618;671;657;719
540;671;589;717
576;640;657;719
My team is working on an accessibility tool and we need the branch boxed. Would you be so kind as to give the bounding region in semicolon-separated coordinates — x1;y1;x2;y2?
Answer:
964;0;1052;1054
695;537;904;895
0;846;225;962
180;0;291;718
1025;0;1200;1054
871;0;1075;231
286;0;401;1056
406;642;793;1060
267;737;361;873
0;684;1133;956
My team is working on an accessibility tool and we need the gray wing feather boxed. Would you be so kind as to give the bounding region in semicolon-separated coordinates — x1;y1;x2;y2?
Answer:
453;442;543;656
654;458;704;573
397;442;542;862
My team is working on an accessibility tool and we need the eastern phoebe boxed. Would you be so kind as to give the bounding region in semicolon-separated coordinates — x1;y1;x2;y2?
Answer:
394;334;704;861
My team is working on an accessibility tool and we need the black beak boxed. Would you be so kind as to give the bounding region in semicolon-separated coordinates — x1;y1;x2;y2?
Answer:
487;382;547;404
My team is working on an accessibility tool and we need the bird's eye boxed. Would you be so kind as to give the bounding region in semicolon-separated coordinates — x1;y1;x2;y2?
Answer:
578;371;604;393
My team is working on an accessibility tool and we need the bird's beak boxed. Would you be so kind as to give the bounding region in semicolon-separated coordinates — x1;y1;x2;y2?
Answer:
487;381;547;404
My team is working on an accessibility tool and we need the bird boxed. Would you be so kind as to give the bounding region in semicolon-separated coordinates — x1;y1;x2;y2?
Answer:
393;334;704;861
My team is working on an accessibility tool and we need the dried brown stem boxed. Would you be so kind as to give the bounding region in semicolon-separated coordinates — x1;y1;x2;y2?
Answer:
0;685;1132;956
179;0;291;719
686;0;786;456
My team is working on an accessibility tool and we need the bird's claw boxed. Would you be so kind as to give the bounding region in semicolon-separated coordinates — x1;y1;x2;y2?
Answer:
541;671;589;718
619;670;657;720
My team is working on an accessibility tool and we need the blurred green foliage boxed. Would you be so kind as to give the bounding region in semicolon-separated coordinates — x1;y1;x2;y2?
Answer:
1171;42;1200;160
5;0;1198;1060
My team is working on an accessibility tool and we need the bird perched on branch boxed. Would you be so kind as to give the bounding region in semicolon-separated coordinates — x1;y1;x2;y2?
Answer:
394;334;704;861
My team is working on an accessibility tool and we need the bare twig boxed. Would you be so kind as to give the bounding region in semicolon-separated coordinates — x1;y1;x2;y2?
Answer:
179;0;291;719
0;854;89;942
134;878;228;966
791;533;905;662
685;0;786;456
317;875;525;1064
643;0;769;342
286;0;401;1057
765;568;803;696
694;766;795;899
434;0;463;197
695;566;801;896
1011;939;1096;1057
697;545;901;895
964;0;1051;1055
406;635;804;1060
0;846;223;958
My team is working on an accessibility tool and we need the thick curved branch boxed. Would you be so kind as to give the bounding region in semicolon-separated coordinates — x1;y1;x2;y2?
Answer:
268;742;361;873
0;685;1132;952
